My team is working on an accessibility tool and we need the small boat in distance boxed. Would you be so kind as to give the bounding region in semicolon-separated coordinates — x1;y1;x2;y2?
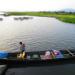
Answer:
0;49;75;66
14;17;33;21
0;18;3;21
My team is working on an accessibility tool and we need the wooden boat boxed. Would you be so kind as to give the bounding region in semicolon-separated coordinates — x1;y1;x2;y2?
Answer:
0;49;75;65
1;49;75;75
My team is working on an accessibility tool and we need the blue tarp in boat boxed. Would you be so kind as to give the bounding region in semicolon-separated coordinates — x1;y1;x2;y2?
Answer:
0;51;8;59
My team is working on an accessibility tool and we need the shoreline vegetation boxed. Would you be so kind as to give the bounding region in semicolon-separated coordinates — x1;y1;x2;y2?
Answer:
7;12;75;24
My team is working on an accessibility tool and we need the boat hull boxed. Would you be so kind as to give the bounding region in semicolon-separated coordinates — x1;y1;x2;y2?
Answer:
0;49;75;65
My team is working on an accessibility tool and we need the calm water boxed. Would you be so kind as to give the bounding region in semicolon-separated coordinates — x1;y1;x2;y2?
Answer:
0;16;75;52
5;64;75;75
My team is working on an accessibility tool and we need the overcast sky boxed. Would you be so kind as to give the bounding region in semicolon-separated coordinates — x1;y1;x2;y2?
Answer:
0;0;75;11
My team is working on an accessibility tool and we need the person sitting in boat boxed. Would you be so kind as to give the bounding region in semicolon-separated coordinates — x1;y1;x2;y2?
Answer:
53;50;60;55
44;51;51;59
17;42;26;59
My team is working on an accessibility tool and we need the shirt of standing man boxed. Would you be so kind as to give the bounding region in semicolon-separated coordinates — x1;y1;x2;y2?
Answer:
19;42;25;52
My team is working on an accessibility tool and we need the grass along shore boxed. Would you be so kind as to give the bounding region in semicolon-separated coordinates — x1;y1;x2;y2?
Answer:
7;12;75;24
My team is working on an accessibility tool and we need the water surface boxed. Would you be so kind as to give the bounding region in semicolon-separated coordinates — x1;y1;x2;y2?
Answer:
0;16;75;52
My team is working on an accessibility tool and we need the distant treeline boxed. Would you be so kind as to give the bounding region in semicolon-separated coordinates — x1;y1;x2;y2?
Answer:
7;11;75;15
7;11;75;24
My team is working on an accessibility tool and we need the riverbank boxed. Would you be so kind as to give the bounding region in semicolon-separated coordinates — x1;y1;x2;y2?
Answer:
7;12;75;24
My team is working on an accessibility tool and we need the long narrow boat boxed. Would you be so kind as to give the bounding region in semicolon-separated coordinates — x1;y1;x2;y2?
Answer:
0;49;75;66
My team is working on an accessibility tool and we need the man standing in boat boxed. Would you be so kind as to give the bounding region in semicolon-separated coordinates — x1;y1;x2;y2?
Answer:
18;42;26;59
19;42;25;52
